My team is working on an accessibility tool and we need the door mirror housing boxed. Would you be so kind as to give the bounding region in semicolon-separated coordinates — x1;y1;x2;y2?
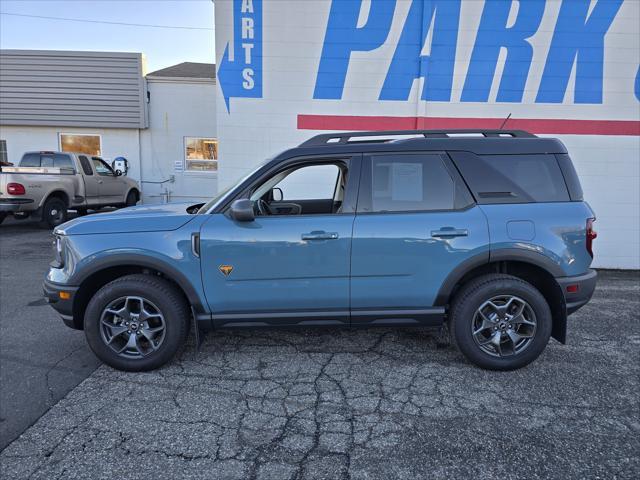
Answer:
272;187;283;201
230;199;255;222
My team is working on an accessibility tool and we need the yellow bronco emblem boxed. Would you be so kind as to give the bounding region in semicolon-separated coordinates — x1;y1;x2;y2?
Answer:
219;265;234;276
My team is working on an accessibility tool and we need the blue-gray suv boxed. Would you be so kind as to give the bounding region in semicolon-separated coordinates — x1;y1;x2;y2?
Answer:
44;130;597;371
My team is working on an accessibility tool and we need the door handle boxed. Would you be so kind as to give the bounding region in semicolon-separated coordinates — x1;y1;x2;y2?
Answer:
97;180;103;184
301;231;339;241
431;228;469;238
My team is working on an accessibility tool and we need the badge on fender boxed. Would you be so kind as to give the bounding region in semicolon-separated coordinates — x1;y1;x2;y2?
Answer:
219;265;233;276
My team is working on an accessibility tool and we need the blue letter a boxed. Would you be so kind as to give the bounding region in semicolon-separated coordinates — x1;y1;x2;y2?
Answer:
380;0;461;101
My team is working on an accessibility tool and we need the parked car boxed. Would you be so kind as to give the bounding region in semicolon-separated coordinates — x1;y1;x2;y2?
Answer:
0;151;139;227
43;130;597;372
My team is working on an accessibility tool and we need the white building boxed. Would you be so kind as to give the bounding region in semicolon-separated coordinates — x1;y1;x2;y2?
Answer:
141;62;218;204
213;0;640;270
0;50;218;205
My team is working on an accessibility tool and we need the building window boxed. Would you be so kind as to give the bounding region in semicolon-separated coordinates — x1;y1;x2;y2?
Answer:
185;137;217;172
0;140;7;165
59;133;101;156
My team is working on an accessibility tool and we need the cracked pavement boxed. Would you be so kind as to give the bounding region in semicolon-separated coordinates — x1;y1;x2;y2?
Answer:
1;223;638;479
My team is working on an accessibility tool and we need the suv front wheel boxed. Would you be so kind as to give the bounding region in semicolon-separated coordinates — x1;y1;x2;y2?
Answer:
449;274;552;370
84;274;190;371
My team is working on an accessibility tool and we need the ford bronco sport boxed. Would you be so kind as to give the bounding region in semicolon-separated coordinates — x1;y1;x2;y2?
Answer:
44;130;597;371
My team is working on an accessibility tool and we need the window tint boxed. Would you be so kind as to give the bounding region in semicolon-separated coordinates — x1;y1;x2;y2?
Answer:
362;154;455;212
91;157;113;176
276;164;340;200
78;155;93;175
451;153;569;203
20;153;40;167
54;154;73;169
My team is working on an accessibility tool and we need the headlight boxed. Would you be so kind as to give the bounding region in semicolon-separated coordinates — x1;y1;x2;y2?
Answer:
51;235;65;268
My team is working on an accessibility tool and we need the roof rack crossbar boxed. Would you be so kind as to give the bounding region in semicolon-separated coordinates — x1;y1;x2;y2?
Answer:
299;129;536;147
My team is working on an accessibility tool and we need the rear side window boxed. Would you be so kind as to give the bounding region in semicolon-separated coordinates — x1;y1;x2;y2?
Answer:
20;153;40;167
78;155;93;175
451;152;570;203
359;154;456;212
54;154;73;169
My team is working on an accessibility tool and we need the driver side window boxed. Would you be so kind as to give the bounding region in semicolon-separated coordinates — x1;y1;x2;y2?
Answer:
251;163;345;216
91;157;114;176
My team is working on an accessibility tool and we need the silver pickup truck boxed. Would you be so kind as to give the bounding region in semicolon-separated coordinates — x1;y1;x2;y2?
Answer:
0;151;140;228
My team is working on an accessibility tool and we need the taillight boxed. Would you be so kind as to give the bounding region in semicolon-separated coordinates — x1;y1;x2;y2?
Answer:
7;183;26;195
586;218;597;258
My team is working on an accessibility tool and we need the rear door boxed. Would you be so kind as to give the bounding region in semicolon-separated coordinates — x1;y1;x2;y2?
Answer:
350;152;489;325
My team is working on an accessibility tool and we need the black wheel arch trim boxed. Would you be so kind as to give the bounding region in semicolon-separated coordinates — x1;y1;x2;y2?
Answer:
69;254;210;316
434;248;565;306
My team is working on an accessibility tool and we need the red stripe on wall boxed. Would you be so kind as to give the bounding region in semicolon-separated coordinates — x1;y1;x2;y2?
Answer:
297;114;640;136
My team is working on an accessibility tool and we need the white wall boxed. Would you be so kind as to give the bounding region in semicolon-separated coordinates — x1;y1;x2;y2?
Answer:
215;0;640;269
0;125;142;182
140;78;217;204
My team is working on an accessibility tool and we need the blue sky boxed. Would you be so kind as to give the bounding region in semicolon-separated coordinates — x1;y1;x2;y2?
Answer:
0;0;215;73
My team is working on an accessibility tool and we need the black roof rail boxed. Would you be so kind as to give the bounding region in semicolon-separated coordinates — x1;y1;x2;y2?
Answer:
299;129;537;147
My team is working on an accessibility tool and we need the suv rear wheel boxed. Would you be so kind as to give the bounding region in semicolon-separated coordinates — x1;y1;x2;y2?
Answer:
449;274;552;370
84;274;190;371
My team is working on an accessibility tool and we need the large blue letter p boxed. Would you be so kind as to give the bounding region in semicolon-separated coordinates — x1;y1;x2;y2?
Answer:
314;0;396;99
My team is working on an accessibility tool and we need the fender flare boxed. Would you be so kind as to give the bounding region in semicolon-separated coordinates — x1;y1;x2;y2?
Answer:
434;248;564;306
69;253;209;315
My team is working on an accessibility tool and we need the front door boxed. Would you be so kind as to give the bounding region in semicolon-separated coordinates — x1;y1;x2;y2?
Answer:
91;157;125;204
199;156;360;327
350;153;490;325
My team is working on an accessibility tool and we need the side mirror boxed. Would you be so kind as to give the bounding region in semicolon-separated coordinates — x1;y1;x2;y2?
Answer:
272;187;283;202
229;199;255;222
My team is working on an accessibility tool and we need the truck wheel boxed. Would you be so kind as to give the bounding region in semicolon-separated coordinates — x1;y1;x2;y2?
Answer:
40;198;68;229
449;274;552;371
125;190;138;207
84;274;190;371
0;212;6;224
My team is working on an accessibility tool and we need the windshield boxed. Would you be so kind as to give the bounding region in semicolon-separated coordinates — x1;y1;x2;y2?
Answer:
197;157;274;213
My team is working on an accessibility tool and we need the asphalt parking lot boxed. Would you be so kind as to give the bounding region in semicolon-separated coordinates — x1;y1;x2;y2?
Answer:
1;222;638;479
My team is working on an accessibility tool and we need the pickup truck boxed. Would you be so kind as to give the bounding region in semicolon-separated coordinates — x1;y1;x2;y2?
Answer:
0;151;140;228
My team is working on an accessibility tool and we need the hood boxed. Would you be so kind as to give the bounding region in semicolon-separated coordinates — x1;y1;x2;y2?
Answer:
56;203;199;235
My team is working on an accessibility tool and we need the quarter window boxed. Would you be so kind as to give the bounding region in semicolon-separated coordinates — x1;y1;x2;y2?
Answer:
185;137;217;172
362;154;455;213
59;133;101;156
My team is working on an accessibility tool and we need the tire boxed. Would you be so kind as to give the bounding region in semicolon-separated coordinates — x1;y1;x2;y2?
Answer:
449;274;552;371
39;197;68;229
0;212;6;225
125;190;138;207
84;274;190;371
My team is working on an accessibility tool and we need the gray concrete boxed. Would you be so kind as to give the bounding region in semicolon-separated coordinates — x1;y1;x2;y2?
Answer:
0;232;638;480
0;216;100;450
